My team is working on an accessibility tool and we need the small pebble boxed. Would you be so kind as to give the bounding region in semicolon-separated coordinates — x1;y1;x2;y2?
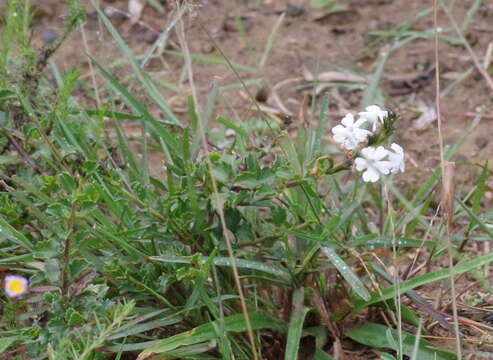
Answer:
136;29;158;44
41;30;59;45
255;87;270;103
474;136;489;150
285;4;304;18
201;43;215;54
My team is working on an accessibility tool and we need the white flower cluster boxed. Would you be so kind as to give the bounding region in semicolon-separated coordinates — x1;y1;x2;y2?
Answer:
331;105;405;182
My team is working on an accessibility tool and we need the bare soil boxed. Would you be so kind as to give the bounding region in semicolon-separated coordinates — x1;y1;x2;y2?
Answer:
26;0;493;184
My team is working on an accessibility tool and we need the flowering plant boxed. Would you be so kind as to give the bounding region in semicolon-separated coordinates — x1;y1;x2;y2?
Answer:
328;105;405;182
331;114;372;150
4;275;29;298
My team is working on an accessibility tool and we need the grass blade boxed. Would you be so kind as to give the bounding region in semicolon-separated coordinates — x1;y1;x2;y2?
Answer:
314;348;336;360
259;13;284;70
0;337;17;355
284;287;310;360
353;252;493;313
321;247;371;301
91;58;180;155
163;50;258;73
362;50;389;107
137;312;286;359
151;256;291;282
347;322;456;360
0;217;34;251
309;92;329;161
92;1;181;125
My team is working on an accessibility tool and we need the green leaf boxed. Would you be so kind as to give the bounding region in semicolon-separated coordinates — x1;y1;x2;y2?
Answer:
458;198;493;240
217;117;248;138
0;217;34;251
347;235;433;248
151;256;291;282
381;353;397;360
285;288;310;360
0;89;16;100
362;50;389;107
311;92;329;160
346;322;456;360
321;247;371;301
469;161;488;231
138;312;286;358
259;13;284;70
313;348;336;360
92;1;181;125
108;316;182;340
0;337;17;354
91;58;180;155
353;252;493;313
163;50;257;73
310;0;335;8
278;132;303;175
80;109;141;120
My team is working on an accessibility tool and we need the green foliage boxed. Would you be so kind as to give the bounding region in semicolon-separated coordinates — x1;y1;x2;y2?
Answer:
347;322;457;360
0;0;34;88
310;0;338;9
284;288;310;360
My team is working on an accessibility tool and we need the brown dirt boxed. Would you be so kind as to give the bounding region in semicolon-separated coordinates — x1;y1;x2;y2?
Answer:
25;0;493;186
5;0;493;357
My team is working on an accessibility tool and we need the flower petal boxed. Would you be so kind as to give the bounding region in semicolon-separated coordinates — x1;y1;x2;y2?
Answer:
354;117;367;128
390;143;403;154
340;113;355;127
4;275;28;298
373;146;390;160
375;160;392;174
354;157;367;171
362;168;380;182
361;146;376;159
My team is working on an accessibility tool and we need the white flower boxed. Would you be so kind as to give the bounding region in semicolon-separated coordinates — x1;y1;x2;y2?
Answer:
4;275;28;298
354;146;392;182
388;143;405;174
358;105;388;132
331;114;372;150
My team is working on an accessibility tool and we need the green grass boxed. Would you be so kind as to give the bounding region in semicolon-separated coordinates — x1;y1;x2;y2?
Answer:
0;1;492;359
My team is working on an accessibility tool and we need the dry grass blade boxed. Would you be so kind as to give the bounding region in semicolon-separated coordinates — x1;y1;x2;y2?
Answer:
312;286;345;359
441;162;455;230
259;12;285;70
439;0;493;93
484;42;493;70
442;161;462;358
434;1;462;357
302;71;366;83
271;77;302;116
